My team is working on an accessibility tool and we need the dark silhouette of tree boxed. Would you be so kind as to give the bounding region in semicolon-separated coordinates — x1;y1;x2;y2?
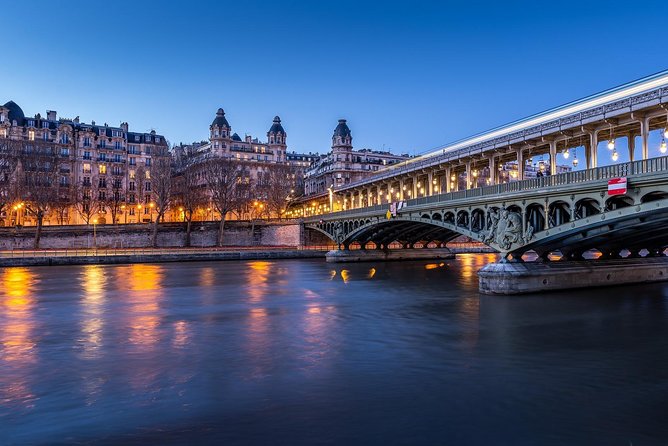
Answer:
203;157;241;246
149;147;172;247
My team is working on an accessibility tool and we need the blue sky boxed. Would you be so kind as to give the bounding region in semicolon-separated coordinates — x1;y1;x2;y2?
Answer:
2;0;667;159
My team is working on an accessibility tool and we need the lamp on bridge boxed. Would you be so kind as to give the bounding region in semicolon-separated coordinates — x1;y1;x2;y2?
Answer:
572;153;579;167
562;149;569;159
660;139;667;154
611;149;619;162
607;125;615;150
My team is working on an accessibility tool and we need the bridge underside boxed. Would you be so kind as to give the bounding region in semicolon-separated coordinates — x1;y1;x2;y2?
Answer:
342;220;462;249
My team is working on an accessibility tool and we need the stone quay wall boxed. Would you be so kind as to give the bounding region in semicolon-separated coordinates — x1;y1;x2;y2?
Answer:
0;220;302;250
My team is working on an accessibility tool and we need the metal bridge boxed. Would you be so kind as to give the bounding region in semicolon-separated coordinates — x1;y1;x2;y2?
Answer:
304;71;668;261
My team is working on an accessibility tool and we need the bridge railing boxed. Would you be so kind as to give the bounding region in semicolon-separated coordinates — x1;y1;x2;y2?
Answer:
316;156;668;220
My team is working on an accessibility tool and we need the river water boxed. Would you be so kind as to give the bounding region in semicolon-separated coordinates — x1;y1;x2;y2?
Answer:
1;255;667;445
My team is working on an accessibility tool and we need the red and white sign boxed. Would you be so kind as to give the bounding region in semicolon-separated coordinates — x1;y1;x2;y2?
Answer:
608;177;627;196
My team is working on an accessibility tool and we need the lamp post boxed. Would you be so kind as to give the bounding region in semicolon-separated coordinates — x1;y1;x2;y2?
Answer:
149;202;155;223
121;205;127;224
137;204;142;224
92;218;98;250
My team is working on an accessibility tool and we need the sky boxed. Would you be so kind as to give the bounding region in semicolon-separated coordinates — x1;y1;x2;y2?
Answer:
2;0;668;159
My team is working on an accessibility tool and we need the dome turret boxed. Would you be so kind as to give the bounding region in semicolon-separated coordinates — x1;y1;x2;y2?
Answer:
211;108;230;129
268;116;286;136
3;101;25;125
333;119;351;138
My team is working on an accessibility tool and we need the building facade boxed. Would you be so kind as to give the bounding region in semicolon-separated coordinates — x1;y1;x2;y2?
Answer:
0;100;168;226
304;119;411;197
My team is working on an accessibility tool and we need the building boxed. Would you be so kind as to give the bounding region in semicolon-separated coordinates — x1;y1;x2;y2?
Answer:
304;119;411;196
172;108;317;220
0;100;168;225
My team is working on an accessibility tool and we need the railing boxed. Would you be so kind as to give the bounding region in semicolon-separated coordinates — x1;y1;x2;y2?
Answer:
313;156;668;220
0;245;334;259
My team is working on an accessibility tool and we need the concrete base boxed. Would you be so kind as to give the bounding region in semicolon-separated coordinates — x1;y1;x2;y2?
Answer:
479;257;668;295
326;248;455;263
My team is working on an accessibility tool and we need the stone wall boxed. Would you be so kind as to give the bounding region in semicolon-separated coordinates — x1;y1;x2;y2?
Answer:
0;221;302;249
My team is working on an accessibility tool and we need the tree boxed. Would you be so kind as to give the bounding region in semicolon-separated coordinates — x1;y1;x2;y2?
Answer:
0;137;21;224
203;157;240;247
149;149;173;247
264;164;299;219
174;149;207;247
105;176;126;225
73;179;102;225
16;139;61;248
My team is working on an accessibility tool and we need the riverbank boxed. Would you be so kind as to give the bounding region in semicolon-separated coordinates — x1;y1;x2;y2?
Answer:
0;247;328;267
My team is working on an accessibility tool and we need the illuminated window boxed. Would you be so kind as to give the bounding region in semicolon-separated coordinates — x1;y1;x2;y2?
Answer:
145;170;150;180
129;169;135;179
99;164;107;175
29;130;35;141
83;163;91;174
0;128;6;138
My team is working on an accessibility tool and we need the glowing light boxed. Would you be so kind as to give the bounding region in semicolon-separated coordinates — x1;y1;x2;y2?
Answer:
607;139;615;150
611;149;619;162
562;150;569;159
573;156;579;167
660;139;667;154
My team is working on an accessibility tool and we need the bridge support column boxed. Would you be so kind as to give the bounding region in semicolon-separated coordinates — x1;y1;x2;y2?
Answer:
488;156;496;185
516;148;524;181
445;167;452;192
412;176;418;199
549;140;557;176
641;116;650;160
628;132;636;162
466;161;472;189
427;172;434;196
367;187;373;206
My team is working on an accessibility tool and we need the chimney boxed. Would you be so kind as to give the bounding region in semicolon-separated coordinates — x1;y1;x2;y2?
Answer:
120;122;129;132
245;135;252;143
47;110;57;121
74;116;80;124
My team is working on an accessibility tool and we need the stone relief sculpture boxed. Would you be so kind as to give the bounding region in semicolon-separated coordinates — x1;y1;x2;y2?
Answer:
482;208;534;250
333;222;345;244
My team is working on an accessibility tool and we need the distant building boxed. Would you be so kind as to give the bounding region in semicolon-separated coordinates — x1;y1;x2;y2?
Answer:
304;119;411;196
0;100;167;225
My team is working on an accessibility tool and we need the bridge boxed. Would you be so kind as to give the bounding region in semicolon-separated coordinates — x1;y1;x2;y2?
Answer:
303;70;668;293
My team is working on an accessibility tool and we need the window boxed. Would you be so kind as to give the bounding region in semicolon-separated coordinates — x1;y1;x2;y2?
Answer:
114;141;122;150
83;137;91;147
99;178;106;188
129;194;136;204
129;145;137;154
145;170;150;180
99;164;107;175
60;134;68;144
144;147;151;155
43;132;49;141
0;129;5;138
61;148;69;156
155;137;160;143
129;181;136;191
99;153;107;161
98;191;106;200
28;120;34;127
42;122;49;129
135;135;140;142
145;182;151;192
129;207;135;215
83;151;91;160
114;154;121;163
129;169;135;179
100;140;106;149
145;158;151;167
83;176;91;186
129;157;136;165
83;163;91;174
29;130;35;141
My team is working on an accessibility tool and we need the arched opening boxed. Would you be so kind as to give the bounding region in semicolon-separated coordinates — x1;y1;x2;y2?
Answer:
444;212;455;224
471;209;485;232
432;212;442;221
605;195;633;211
456;210;469;229
575;198;600;219
421;214;431;220
548;200;570;227
641;191;668;203
525;202;545;232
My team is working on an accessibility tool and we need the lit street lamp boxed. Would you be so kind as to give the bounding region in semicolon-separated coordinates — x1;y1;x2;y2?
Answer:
92;218;98;249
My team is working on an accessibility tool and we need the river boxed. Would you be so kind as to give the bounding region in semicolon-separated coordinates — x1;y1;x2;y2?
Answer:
1;255;667;445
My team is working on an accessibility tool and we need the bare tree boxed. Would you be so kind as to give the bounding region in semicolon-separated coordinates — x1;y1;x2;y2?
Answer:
16;140;61;248
203;157;241;247
174;150;207;247
149;149;173;247
264;164;298;219
73;179;102;225
0;137;21;224
105;176;126;225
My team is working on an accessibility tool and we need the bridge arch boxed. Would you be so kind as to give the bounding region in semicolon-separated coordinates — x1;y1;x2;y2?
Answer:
575;198;600;219
641;191;668;203
606;194;634;211
526;202;546;232
548;200;571;226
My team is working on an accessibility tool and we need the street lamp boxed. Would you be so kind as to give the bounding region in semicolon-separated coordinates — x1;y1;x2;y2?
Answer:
121;204;127;224
137;204;142;224
93;218;98;249
149;202;155;223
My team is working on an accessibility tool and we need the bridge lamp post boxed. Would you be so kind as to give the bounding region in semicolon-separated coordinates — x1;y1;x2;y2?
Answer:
611;150;619;162
660;139;667;154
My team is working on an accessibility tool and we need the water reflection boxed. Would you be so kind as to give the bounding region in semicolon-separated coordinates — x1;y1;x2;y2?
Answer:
247;261;271;303
117;264;165;349
79;265;106;359
0;268;37;408
301;304;338;374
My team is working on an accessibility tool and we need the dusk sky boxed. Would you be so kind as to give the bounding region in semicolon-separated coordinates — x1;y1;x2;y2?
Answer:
2;0;667;157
